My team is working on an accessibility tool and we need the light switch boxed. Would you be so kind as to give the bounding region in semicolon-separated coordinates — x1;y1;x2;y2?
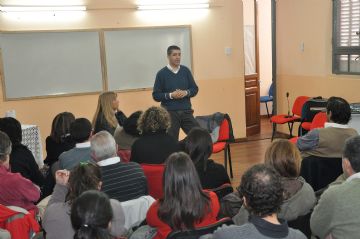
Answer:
225;47;232;56
300;42;305;52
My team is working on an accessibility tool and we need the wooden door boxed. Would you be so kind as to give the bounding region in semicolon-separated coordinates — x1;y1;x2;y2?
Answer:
244;0;260;136
245;74;260;136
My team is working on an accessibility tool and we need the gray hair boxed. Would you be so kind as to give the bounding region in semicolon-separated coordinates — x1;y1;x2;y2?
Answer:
90;131;117;162
0;131;12;162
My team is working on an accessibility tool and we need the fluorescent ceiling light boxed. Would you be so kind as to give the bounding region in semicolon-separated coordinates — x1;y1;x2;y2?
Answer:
137;0;209;10
0;5;86;12
138;4;209;10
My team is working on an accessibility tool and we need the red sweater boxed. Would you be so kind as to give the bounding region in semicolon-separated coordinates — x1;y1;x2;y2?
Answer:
146;191;220;239
0;165;40;211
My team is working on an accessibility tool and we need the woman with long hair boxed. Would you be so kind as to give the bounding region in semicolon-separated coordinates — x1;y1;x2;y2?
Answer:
233;139;316;225
181;127;230;189
92;91;127;135
71;190;113;239
145;152;219;239
43;163;126;239
130;106;179;164
44;112;75;166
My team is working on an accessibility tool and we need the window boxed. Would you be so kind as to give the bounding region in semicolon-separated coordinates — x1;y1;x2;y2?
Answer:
333;0;360;74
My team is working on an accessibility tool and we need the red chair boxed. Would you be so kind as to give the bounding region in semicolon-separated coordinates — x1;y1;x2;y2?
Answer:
271;96;310;141
117;149;131;163
298;97;328;135
310;112;327;129
140;164;165;200
289;112;327;144
212;118;234;178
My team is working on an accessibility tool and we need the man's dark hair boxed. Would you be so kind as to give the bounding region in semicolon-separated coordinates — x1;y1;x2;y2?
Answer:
238;164;284;217
70;118;92;143
326;96;351;124
343;136;360;172
167;45;181;56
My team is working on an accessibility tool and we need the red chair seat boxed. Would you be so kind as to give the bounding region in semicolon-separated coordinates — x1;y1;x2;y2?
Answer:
301;122;311;131
271;114;301;124
212;142;226;154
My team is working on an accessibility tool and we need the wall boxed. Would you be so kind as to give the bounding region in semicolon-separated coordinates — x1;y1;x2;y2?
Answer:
0;0;246;156
258;0;272;116
276;0;360;132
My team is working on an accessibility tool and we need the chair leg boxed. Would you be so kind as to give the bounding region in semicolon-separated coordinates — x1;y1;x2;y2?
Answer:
299;123;303;136
224;147;228;174
227;144;233;178
271;123;276;141
288;122;294;138
265;102;270;118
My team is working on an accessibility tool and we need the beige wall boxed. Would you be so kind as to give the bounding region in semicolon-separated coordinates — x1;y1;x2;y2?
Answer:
0;1;246;156
276;0;360;132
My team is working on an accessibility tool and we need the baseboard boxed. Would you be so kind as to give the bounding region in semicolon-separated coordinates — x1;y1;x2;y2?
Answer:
232;131;291;144
260;114;272;119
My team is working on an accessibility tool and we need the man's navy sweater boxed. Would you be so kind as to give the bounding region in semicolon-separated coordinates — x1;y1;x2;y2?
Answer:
152;65;198;111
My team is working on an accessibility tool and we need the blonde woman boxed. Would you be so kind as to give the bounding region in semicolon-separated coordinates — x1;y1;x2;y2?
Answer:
92;91;126;135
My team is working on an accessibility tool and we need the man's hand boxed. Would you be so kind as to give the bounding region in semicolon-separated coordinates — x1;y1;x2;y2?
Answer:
55;170;70;186
171;89;188;99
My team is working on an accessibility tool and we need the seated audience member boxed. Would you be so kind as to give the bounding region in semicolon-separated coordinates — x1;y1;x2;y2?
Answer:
42;112;76;198
297;96;358;158
214;164;306;239
91;131;148;202
137;152;219;239
130;106;180;164
43;164;126;239
92;91;127;135
181;127;230;189
310;135;360;238
58;118;93;170
44;112;75;167
114;111;142;150
114;111;142;161
71;190;114;239
234;139;316;224
0;117;45;187
0;131;40;211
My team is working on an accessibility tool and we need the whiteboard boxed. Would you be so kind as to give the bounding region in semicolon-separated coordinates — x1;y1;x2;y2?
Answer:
104;26;192;91
0;31;103;99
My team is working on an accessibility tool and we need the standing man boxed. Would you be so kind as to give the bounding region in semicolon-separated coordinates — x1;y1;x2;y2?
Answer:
153;45;199;140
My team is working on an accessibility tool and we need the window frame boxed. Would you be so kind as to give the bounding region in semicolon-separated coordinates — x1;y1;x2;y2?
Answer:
332;0;360;75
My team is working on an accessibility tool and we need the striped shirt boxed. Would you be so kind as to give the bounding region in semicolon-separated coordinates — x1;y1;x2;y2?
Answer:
100;160;148;202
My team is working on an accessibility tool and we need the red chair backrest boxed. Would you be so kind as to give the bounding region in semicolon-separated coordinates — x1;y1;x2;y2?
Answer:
140;164;165;200
117;149;131;163
292;96;310;116
310;112;327;130
217;118;230;142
